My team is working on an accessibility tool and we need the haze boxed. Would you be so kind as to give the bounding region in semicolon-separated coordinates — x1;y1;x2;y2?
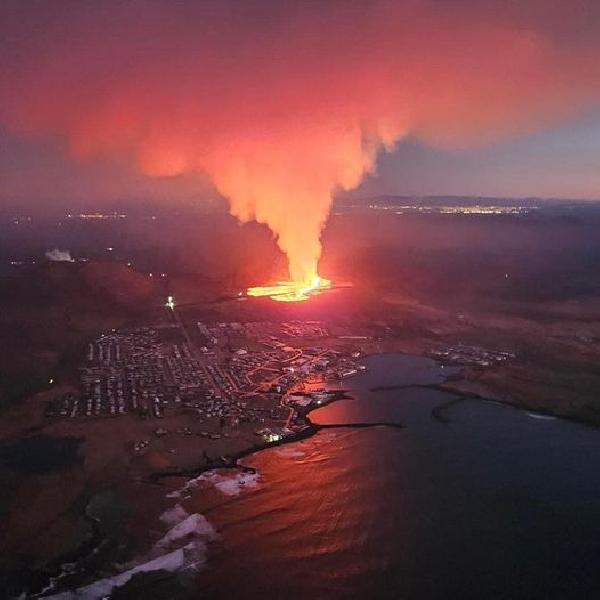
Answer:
2;0;600;288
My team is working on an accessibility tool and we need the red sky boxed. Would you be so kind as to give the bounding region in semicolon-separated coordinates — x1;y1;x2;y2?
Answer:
2;0;600;204
0;0;600;211
2;0;600;278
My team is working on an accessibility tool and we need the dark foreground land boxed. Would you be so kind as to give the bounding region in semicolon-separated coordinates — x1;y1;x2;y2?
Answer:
1;198;600;594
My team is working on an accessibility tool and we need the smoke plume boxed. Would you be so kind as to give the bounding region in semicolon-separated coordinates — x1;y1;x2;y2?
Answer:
2;1;600;285
45;249;74;263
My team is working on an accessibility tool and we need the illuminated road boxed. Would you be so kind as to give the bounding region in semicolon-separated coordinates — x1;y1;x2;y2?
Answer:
167;304;222;396
245;348;329;396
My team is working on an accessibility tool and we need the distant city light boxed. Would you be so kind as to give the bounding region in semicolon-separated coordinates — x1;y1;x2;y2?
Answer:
69;212;127;220
365;203;537;215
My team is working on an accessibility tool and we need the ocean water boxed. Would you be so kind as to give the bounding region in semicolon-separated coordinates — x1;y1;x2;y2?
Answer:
191;353;600;600
57;353;600;599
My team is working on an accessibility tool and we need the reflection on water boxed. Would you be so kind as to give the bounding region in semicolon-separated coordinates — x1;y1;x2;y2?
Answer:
163;355;600;598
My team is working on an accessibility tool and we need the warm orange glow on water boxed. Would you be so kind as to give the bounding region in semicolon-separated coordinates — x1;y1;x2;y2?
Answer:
247;275;331;302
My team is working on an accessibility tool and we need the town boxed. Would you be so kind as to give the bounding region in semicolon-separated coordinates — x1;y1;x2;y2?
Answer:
45;307;518;446
428;344;515;367
46;315;366;447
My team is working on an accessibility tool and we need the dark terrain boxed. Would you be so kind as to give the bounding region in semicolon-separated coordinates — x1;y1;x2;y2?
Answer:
1;197;600;595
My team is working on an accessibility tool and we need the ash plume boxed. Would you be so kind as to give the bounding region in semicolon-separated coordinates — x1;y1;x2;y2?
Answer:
2;1;600;285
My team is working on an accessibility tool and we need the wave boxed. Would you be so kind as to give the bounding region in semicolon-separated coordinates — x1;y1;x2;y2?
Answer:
156;513;215;547
168;469;261;499
274;447;306;458
46;505;215;599
526;412;557;421
159;503;189;526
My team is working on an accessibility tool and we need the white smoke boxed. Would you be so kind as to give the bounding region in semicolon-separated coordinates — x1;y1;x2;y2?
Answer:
45;248;74;262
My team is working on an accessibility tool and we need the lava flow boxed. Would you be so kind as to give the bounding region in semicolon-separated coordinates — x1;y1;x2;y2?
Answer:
247;275;331;302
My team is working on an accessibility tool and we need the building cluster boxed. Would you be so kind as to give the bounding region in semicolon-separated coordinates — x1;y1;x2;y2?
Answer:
363;202;535;215
66;212;127;220
429;344;515;367
47;320;364;443
48;328;214;418
196;320;362;390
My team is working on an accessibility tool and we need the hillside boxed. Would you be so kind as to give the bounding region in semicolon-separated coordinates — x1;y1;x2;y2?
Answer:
0;261;160;411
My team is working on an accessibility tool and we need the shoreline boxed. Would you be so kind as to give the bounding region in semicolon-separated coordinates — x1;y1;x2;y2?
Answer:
145;389;352;483
23;353;599;597
365;355;600;431
436;381;600;430
24;389;351;596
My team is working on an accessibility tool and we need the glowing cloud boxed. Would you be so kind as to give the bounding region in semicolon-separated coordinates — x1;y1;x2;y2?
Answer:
2;1;600;291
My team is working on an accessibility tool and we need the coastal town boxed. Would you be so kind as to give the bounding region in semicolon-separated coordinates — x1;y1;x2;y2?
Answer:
46;296;514;453
46;312;366;450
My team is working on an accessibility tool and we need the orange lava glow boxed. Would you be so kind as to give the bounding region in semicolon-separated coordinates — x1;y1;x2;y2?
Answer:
247;275;331;302
4;1;600;285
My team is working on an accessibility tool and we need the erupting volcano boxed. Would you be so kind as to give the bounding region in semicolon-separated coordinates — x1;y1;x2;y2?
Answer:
3;0;600;305
247;275;332;302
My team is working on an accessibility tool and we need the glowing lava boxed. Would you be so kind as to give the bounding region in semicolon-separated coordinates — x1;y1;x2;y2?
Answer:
247;275;331;302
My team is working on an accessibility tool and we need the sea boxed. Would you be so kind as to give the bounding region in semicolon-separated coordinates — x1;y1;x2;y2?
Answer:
50;353;600;599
